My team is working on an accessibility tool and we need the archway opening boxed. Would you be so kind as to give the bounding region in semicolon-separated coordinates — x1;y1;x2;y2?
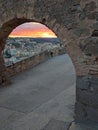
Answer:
3;22;61;66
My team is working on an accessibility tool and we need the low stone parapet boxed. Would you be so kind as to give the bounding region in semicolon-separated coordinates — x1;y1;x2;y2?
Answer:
6;47;66;77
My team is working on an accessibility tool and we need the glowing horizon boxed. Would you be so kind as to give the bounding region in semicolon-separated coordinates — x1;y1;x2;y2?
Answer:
9;22;57;38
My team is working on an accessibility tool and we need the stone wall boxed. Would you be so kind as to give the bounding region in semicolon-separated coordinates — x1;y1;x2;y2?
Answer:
6;47;66;77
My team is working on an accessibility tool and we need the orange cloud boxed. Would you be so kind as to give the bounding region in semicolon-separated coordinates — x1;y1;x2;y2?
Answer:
9;22;57;38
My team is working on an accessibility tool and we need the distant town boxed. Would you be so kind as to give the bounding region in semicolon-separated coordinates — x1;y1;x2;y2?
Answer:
3;37;61;66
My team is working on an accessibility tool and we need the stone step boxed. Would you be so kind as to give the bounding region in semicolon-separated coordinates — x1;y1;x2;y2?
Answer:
41;119;71;130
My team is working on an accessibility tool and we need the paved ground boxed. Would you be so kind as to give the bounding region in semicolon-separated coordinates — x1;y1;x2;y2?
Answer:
0;54;76;130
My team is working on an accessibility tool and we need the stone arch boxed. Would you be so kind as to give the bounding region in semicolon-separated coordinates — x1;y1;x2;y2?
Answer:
0;17;79;81
0;0;96;76
0;0;98;122
0;18;75;81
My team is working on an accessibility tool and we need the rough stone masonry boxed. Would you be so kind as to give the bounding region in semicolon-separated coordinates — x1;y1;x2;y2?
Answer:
0;0;98;122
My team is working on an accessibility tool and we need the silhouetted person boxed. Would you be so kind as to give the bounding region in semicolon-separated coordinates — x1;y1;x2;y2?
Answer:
50;51;53;57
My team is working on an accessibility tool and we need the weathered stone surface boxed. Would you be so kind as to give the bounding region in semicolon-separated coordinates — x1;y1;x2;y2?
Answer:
80;37;98;57
77;89;98;108
73;28;90;37
75;102;87;120
87;107;98;122
75;76;98;122
75;101;98;122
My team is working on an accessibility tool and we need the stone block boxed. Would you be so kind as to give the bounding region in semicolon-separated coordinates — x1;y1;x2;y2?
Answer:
87;106;98;122
77;88;98;108
75;102;87;120
76;76;90;90
76;76;98;108
75;101;98;122
76;76;98;122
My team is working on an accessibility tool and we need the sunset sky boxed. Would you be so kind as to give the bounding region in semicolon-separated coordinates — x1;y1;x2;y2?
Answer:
9;22;57;38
